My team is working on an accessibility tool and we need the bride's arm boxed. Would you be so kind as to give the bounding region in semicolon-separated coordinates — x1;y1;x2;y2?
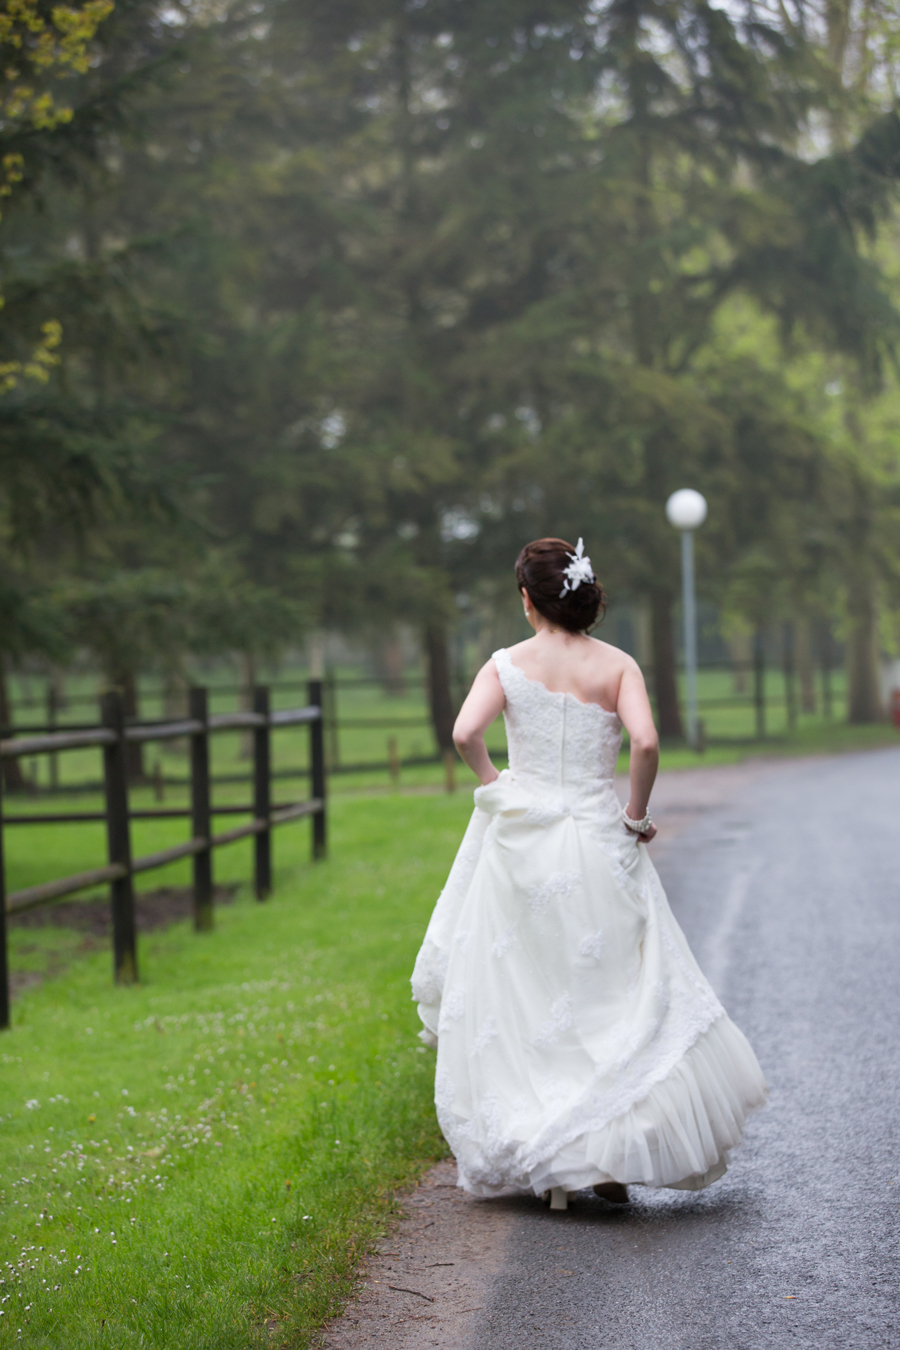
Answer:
452;660;505;785
616;658;660;838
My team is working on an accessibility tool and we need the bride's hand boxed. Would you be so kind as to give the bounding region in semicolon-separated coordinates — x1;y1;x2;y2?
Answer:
625;822;657;843
624;801;656;843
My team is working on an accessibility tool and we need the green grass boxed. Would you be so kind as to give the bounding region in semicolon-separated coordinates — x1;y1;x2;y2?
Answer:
0;793;477;1349
4;657;876;798
4;710;898;905
652;713;900;771
5;668;459;794
3;790;263;903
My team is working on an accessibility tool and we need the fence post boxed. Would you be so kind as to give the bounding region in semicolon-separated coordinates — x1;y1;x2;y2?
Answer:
387;735;401;791
443;748;456;794
0;768;9;1030
47;680;58;791
308;679;327;861
753;630;766;741
190;687;213;931
783;622;797;734
821;623;834;719
101;691;138;985
253;686;271;900
325;667;339;772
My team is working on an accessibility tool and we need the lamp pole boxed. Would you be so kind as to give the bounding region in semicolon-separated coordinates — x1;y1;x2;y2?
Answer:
665;489;708;750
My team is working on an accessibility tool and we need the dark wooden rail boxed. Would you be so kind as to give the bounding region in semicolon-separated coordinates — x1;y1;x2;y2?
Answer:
0;682;327;1029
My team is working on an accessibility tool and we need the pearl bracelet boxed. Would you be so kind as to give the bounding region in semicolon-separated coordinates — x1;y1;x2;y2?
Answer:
622;806;653;835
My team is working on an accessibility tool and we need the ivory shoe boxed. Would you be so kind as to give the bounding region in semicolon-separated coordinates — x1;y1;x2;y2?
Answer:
593;1181;629;1205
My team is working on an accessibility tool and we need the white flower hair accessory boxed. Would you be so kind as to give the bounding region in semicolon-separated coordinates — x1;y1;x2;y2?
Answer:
559;537;595;598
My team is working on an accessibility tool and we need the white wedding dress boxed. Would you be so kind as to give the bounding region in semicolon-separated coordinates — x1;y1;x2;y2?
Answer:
411;648;767;1197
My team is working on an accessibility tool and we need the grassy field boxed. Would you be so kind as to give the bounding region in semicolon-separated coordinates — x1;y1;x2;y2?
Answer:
0;794;478;1349
4;660;864;797
3;710;898;906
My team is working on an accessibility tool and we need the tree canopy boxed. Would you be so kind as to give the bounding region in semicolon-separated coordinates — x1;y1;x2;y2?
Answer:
2;0;900;746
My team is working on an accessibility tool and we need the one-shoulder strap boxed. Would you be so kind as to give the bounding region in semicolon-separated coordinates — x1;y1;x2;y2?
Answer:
491;647;512;696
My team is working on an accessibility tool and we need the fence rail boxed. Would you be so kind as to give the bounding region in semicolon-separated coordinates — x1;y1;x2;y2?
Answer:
0;682;327;1030
0;651;853;797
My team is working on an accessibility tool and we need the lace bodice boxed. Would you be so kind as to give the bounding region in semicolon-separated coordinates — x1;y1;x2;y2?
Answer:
492;647;622;798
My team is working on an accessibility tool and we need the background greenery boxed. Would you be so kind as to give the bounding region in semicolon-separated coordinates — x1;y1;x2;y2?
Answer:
2;0;900;763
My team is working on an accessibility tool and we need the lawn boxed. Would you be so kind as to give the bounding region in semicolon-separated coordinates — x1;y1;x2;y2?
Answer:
0;793;476;1349
5;658;874;798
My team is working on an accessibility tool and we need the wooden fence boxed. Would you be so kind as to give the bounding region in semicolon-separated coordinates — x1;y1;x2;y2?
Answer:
0;647;854;803
0;682;327;1030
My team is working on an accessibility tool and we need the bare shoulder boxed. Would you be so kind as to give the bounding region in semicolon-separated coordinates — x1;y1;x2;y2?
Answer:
477;654;504;679
585;639;646;709
588;638;641;676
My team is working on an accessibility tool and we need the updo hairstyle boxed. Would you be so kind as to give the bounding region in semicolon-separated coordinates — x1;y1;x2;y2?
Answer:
515;537;606;634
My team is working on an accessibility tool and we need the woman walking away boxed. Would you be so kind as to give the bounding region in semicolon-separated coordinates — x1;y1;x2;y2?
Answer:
411;537;766;1210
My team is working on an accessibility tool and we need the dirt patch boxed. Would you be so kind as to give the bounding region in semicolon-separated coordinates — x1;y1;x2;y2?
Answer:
8;883;238;937
6;885;239;997
320;1159;514;1350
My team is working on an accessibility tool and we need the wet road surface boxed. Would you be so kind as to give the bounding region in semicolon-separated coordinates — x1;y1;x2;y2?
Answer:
326;749;900;1349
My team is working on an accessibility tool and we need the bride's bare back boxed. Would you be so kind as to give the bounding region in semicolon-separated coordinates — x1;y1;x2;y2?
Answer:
506;633;633;714
453;627;659;832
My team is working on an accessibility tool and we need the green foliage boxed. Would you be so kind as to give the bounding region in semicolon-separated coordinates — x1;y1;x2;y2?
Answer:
0;0;114;387
2;0;900;728
48;563;305;683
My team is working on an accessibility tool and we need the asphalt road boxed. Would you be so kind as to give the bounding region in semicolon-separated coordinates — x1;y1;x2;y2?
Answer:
325;749;900;1350
471;747;900;1349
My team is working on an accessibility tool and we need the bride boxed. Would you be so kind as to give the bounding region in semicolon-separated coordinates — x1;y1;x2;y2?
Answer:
411;537;766;1210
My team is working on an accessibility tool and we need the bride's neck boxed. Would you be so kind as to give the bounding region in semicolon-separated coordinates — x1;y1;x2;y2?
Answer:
531;623;586;645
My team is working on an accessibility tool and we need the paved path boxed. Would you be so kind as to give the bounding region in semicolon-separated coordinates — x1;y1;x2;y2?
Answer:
324;750;900;1349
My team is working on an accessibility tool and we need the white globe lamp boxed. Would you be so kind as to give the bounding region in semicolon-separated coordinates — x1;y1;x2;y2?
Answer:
665;489;708;750
666;488;708;531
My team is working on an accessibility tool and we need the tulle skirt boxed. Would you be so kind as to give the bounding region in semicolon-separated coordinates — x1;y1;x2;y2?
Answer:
523;1013;763;1196
412;775;767;1198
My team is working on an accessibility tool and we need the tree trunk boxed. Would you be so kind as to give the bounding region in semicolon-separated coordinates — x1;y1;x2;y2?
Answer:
160;664;189;760
424;624;455;754
795;617;817;714
650;592;684;740
0;659;28;792
239;651;257;759
121;669;146;783
307;632;325;680
375;633;406;696
818;620;835;718
728;633;751;695
846;576;882;723
162;665;188;722
47;670;66;790
633;601;653;672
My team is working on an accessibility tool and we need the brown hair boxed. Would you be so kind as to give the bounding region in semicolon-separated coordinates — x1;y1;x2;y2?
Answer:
515;538;606;634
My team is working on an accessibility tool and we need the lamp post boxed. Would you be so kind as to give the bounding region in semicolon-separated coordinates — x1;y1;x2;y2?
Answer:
665;489;708;749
